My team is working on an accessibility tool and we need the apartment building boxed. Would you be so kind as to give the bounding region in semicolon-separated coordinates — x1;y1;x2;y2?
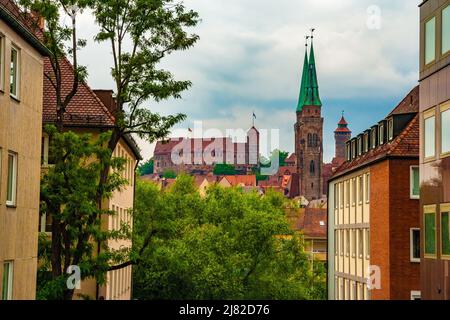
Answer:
328;87;421;300
0;0;49;300
419;0;450;300
41;58;141;300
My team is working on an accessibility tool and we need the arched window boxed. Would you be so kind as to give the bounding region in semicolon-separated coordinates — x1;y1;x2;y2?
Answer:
313;134;318;147
310;160;315;175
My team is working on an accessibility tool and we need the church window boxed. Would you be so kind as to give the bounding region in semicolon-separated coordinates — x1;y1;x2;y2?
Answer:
310;160;315;175
308;134;313;147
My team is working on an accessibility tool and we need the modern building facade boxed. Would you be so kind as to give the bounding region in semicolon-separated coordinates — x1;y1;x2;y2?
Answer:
419;0;450;300
0;0;49;300
328;87;421;300
41;57;141;300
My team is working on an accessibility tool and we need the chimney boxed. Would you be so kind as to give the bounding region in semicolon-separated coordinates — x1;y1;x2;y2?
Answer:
93;89;117;115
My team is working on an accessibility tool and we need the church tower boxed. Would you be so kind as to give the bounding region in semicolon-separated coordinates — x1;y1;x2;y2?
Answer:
333;113;351;166
295;34;324;200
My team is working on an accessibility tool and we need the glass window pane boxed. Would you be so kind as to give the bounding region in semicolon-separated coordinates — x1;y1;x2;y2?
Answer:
10;48;17;96
425;116;436;158
443;5;450;55
413;230;420;260
425;17;436;64
412;167;420;196
424;212;436;255
442;211;450;256
442;109;450;154
7;154;14;202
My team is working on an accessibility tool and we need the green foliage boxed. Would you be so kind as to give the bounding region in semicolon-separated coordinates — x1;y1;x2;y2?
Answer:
132;176;326;300
138;158;154;176
162;170;177;179
37;125;130;300
213;163;236;176
260;150;289;168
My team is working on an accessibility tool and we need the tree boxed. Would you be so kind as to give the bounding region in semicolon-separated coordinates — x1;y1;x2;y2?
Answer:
213;163;236;176
132;176;326;300
37;126;129;300
162;170;177;179
138;158;154;176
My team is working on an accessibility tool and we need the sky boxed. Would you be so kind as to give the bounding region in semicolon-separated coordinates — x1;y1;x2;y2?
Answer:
74;0;421;162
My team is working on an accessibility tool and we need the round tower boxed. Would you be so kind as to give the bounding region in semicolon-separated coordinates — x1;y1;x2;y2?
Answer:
333;114;351;164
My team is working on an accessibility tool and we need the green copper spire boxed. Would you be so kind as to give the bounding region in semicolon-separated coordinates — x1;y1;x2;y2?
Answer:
303;39;322;107
297;45;309;112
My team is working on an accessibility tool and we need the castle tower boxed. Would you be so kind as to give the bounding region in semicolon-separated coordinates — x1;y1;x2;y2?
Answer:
333;113;351;166
295;34;324;200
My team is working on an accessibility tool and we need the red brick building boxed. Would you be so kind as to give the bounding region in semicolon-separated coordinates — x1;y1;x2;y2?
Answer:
327;86;421;300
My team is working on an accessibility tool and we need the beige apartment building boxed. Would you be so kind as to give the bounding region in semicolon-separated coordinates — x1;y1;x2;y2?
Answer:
41;59;141;299
0;0;49;300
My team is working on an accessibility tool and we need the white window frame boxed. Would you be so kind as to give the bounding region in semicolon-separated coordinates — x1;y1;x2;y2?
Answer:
410;290;421;300
410;228;421;263
365;173;370;204
371;128;377;149
388;118;394;141
425;16;436;65
379;124;384;145
6;151;18;207
2;261;13;300
410;166;420;200
10;45;20;99
364;133;369;153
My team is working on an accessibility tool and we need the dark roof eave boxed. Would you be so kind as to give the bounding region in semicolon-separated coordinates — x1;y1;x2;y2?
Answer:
0;5;51;56
122;133;143;161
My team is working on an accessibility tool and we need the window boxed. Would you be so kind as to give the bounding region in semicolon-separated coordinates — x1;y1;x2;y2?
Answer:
358;229;364;258
340;230;344;256
352;229;356;257
371;128;377;149
378;124;384;145
352;178;356;206
358;176;363;205
424;205;437;258
351;140;356;159
365;173;370;203
364;133;369;153
335;230;339;256
424;115;436;158
357;137;362;156
340;182;344;209
410;228;420;263
310;160;315;175
425;17;436;65
441;105;450;154
411;291;421;300
388;119;394;141
2;261;13;300
346;229;350;256
442;5;449;55
6;152;18;206
365;229;370;259
346;144;351;161
440;204;450;258
334;184;339;209
410;166;420;199
10;46;19;98
346;180;350;207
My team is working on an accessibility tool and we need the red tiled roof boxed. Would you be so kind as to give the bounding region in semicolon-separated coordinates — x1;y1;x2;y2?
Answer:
335;127;351;133
332;114;419;179
294;208;327;238
43;58;116;127
388;85;419;116
285;153;296;163
154;137;245;155
223;175;256;187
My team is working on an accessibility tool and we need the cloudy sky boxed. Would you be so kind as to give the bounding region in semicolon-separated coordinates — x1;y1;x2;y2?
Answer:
75;0;420;162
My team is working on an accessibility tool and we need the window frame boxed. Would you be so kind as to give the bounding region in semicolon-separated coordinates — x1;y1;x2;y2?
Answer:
6;151;18;207
424;15;436;66
378;124;385;145
365;229;370;259
440;203;450;260
365;173;370;204
440;102;450;157
371;128;377;149
364;133;369;153
9;44;20;100
410;166;420;200
0;34;4;92
423;108;436;161
441;4;450;57
423;205;437;259
388;118;394;141
410;228;421;263
357;137;362;156
410;291;421;300
2;261;14;300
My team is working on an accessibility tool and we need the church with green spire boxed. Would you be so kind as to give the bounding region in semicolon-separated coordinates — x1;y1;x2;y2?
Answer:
294;34;324;200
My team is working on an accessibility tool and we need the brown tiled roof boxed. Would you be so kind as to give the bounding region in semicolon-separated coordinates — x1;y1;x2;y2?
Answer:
294;208;327;238
332;114;419;179
223;175;256;187
43;58;116;127
388;85;419;116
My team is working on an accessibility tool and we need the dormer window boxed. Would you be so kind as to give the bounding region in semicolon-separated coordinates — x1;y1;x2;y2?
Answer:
364;133;369;153
388;118;394;141
357;137;362;156
379;124;385;145
371;128;377;149
346;143;351;161
351;140;356;159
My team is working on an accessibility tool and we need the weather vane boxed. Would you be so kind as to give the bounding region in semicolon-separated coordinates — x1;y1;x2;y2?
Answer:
305;35;310;47
310;28;316;39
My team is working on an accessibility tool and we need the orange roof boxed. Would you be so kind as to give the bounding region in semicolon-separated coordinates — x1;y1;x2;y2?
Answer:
293;208;327;238
223;175;256;187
